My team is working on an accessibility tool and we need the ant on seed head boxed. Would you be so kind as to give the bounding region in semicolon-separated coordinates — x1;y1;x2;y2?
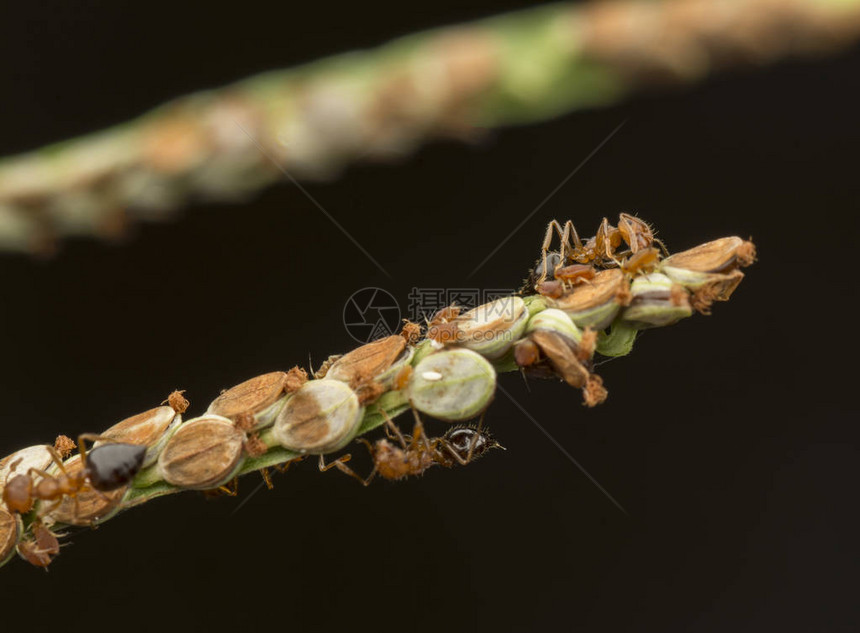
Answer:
2;434;146;523
619;246;661;277
318;409;503;486
527;214;669;291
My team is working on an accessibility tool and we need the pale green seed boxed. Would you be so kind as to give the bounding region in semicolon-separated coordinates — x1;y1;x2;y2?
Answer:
621;272;692;329
408;349;496;421
455;296;529;359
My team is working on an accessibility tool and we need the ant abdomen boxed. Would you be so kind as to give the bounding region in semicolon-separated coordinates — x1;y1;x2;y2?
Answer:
2;475;34;514
441;426;500;464
86;443;147;492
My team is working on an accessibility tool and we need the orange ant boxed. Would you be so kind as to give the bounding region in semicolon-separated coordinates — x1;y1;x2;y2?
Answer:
617;213;667;257
534;264;597;299
2;434;146;523
318;410;503;486
528;214;668;289
573;217;623;265
554;263;597;285
619;246;661;277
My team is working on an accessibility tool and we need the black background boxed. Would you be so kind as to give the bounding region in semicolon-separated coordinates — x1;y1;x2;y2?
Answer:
0;2;858;632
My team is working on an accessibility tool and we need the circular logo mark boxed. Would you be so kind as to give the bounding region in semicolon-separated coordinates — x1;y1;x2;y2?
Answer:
343;287;401;344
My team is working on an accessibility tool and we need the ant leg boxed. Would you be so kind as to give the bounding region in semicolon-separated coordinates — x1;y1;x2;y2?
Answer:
273;455;306;474
356;438;375;454
556;221;572;276
568;220;584;252
439;440;471;466
653;237;670;257
409;407;432;453
597;218;615;263
465;413;486;464
44;447;69;476
537;220;565;285
318;454;375;486
27;466;57;481
76;433;116;469
318;453;352;471
77;433;114;443
260;468;274;490
217;478;239;497
36;497;63;520
381;410;409;450
80;481;111;504
382;419;399;442
559;220;581;266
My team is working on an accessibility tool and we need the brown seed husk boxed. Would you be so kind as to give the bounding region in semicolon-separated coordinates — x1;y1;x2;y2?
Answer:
530;330;589;389
0;508;19;564
453;296;528;359
46;455;126;525
514;339;540;367
662;237;753;273
550;268;626;312
689;270;745;314
578;327;598;362
158;417;246;490
273;381;362;454
208;372;290;419
324;335;406;389
100;405;177;448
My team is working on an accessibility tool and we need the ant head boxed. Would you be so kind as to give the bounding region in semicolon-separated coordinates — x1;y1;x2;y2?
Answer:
534;251;563;280
443;426;504;461
521;251;563;295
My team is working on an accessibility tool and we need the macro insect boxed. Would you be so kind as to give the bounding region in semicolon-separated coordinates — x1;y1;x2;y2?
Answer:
619;246;661;276
2;435;146;521
319;410;503;485
526;213;669;292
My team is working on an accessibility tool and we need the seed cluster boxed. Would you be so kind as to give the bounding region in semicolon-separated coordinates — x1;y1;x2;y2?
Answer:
0;221;755;570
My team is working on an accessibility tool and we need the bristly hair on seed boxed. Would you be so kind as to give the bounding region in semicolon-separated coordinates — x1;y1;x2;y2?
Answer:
54;435;76;459
284;366;309;392
166;390;190;413
400;320;422;345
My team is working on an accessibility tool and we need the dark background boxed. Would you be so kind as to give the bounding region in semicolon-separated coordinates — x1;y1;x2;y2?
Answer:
0;2;857;632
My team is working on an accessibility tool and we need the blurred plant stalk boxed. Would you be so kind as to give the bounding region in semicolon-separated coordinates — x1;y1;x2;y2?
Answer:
1;0;858;254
